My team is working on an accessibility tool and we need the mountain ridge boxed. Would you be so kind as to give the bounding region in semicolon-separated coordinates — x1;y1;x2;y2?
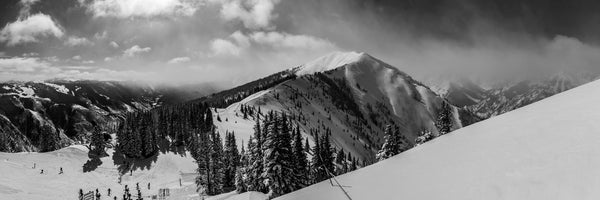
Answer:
276;68;600;200
209;51;480;162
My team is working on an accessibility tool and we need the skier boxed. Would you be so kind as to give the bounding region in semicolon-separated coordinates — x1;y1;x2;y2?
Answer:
107;188;111;196
95;188;101;199
147;182;150;190
179;178;182;186
40;169;44;174
59;167;63;174
33;163;36;169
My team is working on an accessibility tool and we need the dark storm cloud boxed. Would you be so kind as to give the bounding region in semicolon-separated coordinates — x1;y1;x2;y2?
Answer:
280;0;600;43
269;0;600;82
0;0;599;85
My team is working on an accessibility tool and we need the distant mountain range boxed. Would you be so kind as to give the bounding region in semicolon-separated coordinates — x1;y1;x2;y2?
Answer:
430;72;598;118
0;52;595;158
0;80;216;152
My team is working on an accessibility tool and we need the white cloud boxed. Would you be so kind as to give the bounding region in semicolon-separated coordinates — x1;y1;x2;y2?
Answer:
209;30;335;56
123;45;151;57
104;57;113;62
167;56;191;64
210;38;243;56
64;36;93;47
219;0;280;29
22;52;39;57
0;57;50;73
250;31;335;49
85;0;202;18
230;30;250;48
82;60;95;64
0;56;154;81
109;41;119;48
0;13;64;46
72;55;82;60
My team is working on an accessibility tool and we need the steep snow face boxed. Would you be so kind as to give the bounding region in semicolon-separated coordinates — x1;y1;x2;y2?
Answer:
295;51;366;76
214;52;478;162
277;78;600;200
427;78;488;107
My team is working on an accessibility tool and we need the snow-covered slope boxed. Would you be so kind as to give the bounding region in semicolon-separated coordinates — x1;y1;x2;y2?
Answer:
276;79;600;200
427;78;488;107
213;52;479;162
0;145;198;200
295;51;365;75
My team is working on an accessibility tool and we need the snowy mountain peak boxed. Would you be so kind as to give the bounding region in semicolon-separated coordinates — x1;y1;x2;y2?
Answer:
295;51;372;75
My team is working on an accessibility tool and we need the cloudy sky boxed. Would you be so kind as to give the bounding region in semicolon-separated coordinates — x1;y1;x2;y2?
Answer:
1;0;600;86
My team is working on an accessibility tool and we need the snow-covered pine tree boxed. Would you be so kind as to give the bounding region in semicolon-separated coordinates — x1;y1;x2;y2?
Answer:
310;134;324;184
335;148;346;175
223;132;240;192
209;129;225;195
415;130;434;145
320;131;335;177
236;140;249;193
235;168;246;193
262;113;301;198
247;117;267;193
304;138;311;174
436;101;453;135
90;126;106;156
376;125;399;161
292;126;308;186
195;128;212;196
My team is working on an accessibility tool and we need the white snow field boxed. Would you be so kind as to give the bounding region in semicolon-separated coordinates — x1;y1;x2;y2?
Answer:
277;79;600;200
0;145;266;200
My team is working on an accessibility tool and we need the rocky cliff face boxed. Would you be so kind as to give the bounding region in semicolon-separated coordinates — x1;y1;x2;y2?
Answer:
0;80;212;152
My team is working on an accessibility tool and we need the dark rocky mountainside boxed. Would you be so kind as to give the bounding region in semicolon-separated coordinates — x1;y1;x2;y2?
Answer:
0;80;214;152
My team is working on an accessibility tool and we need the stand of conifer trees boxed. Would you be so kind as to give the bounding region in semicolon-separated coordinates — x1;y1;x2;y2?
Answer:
116;102;212;158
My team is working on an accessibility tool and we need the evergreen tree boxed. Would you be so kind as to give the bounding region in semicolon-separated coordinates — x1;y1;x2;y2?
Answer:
208;129;225;195
90;126;107;156
195;128;212;196
335;148;346;175
292;126;308;186
223;132;240;192
304;138;310;154
436;101;453;135
262;113;301;197
320;131;335;177
235;140;249;193
247;117;267;193
376;125;408;161
234;168;246;193
310;134;324;184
